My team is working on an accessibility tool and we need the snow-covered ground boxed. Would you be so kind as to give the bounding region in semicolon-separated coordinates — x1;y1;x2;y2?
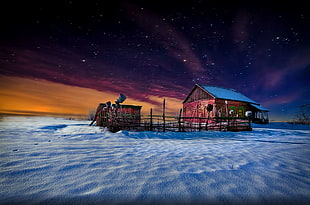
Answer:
0;116;309;204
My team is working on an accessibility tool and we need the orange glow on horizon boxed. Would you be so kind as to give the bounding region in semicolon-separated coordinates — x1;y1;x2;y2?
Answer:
0;75;182;117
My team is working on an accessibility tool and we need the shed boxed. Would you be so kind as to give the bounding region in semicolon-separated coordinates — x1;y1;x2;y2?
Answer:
183;84;269;124
95;104;142;127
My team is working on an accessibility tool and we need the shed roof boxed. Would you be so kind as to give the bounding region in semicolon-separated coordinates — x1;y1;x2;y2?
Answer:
119;104;142;109
197;84;258;104
250;103;269;112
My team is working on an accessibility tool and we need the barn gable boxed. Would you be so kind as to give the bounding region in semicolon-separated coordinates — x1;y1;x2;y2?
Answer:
183;84;215;103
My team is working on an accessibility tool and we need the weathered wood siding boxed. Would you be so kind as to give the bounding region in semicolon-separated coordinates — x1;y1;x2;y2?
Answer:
183;99;216;119
117;105;141;116
184;86;213;103
96;105;142;127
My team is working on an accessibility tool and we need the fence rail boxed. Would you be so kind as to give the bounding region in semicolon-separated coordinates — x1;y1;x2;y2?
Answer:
96;114;252;132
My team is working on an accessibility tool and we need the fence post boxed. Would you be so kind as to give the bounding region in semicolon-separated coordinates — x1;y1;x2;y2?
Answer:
163;99;166;132
248;117;251;130
227;117;230;131
220;117;222;131
150;108;153;131
206;112;210;131
178;108;182;132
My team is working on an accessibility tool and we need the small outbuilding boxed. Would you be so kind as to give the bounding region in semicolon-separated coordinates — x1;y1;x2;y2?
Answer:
89;94;142;132
183;84;269;124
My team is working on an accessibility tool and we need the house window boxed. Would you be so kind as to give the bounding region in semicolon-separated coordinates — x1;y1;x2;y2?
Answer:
229;106;236;116
238;107;244;117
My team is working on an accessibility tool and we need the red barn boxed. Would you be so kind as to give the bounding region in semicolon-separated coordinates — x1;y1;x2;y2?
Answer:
183;84;269;124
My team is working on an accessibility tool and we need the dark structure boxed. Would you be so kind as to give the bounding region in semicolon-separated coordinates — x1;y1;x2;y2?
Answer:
89;94;142;132
183;84;269;124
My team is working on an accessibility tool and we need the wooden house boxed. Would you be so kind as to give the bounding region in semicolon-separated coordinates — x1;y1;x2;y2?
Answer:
183;84;269;124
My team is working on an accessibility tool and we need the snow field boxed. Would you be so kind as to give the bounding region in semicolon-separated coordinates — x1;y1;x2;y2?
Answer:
0;116;309;204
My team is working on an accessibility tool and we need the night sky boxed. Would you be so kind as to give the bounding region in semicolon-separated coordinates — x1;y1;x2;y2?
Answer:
1;0;309;121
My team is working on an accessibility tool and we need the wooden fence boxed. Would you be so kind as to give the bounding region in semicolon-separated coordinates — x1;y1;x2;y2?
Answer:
92;99;252;132
97;114;252;132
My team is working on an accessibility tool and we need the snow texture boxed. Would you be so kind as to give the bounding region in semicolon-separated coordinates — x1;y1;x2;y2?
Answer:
0;116;310;205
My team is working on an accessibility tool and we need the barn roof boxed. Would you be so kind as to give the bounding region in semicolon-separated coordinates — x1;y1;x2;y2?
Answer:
183;84;268;112
197;84;258;104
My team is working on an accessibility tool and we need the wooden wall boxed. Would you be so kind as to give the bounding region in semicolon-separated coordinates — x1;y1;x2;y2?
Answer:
183;99;216;118
183;98;250;119
184;86;213;103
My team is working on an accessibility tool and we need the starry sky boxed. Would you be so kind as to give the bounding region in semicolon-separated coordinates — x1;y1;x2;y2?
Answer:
1;0;309;121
